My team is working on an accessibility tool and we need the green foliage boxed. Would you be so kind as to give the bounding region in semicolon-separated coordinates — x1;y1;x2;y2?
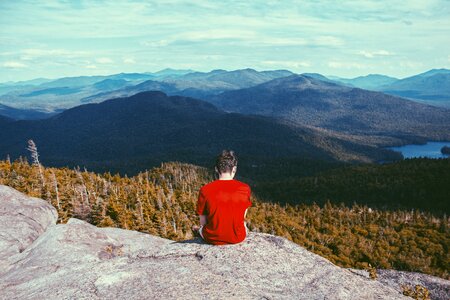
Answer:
256;158;450;214
0;158;448;280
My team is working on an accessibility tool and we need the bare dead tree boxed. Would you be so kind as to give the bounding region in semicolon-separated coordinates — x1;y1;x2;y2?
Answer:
27;139;45;187
52;172;61;209
136;192;144;224
172;216;177;233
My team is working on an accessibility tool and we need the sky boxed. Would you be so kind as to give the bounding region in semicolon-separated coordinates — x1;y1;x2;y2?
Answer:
1;0;449;82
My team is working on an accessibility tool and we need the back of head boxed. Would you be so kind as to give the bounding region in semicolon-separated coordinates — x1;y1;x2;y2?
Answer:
215;150;238;174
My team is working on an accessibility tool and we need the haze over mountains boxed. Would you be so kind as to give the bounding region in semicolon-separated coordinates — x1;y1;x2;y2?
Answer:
329;74;399;90
332;69;450;107
0;103;56;120
0;72;159;112
377;69;450;107
1;68;449;120
0;68;294;113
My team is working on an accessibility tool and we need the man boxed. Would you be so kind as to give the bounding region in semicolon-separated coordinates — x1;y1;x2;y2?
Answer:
193;150;252;245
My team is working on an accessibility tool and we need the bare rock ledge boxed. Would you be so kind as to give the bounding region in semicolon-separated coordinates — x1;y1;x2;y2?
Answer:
0;184;436;299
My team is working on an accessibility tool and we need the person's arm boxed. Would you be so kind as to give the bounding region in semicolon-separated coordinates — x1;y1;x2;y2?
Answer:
199;215;207;226
243;208;249;233
197;188;208;226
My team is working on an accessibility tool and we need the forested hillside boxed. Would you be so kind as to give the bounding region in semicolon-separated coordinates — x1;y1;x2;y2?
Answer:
209;75;450;144
255;158;450;214
0;158;448;279
0;91;400;178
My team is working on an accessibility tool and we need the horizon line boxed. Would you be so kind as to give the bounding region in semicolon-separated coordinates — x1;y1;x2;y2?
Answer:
2;66;449;85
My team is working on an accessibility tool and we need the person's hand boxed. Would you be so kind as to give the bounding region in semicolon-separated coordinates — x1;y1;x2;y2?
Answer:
191;225;201;238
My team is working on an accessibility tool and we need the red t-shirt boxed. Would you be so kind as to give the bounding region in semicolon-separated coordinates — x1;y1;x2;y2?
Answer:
196;179;252;245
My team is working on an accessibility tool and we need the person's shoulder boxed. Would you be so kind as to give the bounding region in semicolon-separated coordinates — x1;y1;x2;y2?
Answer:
200;180;218;192
233;179;250;190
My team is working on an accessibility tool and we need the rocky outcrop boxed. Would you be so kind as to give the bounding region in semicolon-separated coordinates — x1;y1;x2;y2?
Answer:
0;185;425;299
0;185;57;271
378;269;450;300
350;269;450;300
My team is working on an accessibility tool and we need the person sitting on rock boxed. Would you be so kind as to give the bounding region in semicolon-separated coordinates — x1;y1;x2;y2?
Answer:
192;150;252;245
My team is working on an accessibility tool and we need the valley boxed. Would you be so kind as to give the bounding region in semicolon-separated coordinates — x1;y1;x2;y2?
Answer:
4;91;407;186
1;70;448;206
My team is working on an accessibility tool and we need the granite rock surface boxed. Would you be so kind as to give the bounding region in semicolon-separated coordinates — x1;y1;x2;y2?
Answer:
0;185;57;271
0;185;414;299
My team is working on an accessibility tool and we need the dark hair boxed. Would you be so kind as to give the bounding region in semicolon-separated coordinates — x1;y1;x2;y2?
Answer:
215;150;238;174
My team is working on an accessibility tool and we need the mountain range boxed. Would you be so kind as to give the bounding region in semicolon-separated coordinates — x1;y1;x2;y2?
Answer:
81;68;295;104
0;103;56;120
1;72;449;177
329;74;399;90
165;68;293;97
1;67;449;177
208;74;450;145
0;72;157;112
0;69;293;113
378;69;450;107
1;68;449;119
0;91;403;178
332;69;450;107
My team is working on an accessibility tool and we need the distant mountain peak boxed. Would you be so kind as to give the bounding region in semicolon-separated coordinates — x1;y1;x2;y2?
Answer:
262;74;344;91
130;90;167;99
152;68;195;77
330;74;399;90
209;69;228;74
354;74;398;80
417;68;450;77
239;68;258;72
377;69;450;106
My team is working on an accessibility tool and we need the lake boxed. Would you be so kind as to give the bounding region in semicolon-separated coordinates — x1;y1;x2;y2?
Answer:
387;141;450;159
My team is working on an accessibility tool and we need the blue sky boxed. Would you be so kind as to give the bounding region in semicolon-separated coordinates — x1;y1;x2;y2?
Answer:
1;0;449;82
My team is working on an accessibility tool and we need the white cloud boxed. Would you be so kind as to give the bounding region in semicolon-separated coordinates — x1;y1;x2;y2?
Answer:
123;57;136;64
141;32;343;49
177;29;257;41
0;51;15;56
313;36;344;47
20;48;91;60
358;50;394;58
96;57;113;64
258;37;308;46
140;39;171;47
1;0;449;81
3;61;27;68
141;29;258;47
262;60;311;68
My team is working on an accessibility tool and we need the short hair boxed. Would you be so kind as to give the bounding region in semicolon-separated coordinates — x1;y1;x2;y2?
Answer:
215;150;238;174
